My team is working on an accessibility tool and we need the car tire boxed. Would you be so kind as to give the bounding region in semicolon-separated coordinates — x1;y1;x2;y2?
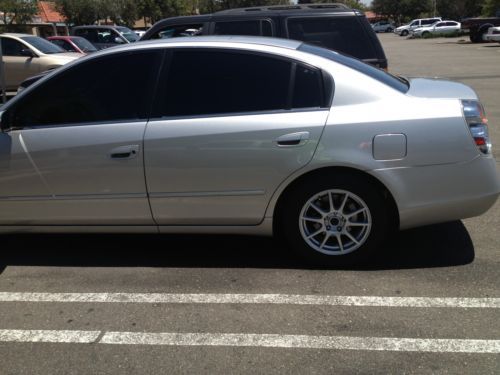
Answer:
386;27;393;33
277;174;389;267
401;30;409;36
422;31;430;38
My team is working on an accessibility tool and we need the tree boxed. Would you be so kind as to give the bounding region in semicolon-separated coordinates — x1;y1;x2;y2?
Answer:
55;0;101;25
482;0;500;16
298;0;367;11
0;0;38;25
436;0;483;20
372;0;432;22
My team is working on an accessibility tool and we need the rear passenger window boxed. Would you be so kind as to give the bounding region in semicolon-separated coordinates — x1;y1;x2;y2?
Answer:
287;17;375;59
7;50;163;128
293;65;322;109
153;50;291;117
214;20;273;36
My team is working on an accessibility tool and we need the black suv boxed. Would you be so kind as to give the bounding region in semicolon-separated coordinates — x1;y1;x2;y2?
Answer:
141;4;388;69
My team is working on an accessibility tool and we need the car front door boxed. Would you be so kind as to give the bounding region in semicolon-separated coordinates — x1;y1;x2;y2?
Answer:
0;49;163;225
0;37;41;91
144;48;330;226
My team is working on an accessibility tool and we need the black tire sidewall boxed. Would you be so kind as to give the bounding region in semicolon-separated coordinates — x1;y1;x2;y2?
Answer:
279;175;388;267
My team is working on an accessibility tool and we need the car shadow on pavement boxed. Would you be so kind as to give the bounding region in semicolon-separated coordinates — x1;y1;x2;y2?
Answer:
0;221;474;273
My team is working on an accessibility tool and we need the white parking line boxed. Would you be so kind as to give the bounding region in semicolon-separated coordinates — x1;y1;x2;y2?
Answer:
0;329;498;353
0;292;498;308
0;329;100;343
101;332;500;353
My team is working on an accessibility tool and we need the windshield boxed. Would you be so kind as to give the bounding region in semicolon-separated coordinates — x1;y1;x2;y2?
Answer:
21;36;65;54
299;44;409;93
71;37;97;52
116;27;139;42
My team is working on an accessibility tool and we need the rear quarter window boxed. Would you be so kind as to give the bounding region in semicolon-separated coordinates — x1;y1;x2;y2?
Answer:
299;44;409;94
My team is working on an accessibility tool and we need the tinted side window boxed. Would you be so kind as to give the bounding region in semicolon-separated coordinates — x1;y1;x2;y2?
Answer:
153;50;291;117
214;20;273;36
1;38;25;56
293;65;322;109
98;29;120;44
152;24;204;39
287;17;375;59
8;50;162;128
74;29;98;43
422;19;436;25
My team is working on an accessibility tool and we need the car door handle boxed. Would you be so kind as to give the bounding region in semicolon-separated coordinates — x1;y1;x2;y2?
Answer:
275;132;310;147
109;145;139;160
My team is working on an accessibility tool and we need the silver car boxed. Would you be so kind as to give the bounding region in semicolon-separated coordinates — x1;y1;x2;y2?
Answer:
0;37;498;266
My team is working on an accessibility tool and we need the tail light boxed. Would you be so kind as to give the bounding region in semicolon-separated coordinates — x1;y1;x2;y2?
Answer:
462;100;491;155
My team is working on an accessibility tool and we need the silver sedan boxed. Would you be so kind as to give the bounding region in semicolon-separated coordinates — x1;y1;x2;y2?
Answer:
0;37;498;266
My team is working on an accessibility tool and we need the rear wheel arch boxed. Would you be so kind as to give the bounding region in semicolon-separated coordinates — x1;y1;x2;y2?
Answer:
272;166;400;235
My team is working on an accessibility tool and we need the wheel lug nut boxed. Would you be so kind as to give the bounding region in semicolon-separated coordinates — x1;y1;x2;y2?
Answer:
337;226;342;232
326;226;331;230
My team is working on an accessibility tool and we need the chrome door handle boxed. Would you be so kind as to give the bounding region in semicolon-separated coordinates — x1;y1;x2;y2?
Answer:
109;145;139;159
275;131;310;147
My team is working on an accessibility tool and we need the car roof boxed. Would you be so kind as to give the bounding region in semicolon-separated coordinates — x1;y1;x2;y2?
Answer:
131;35;302;51
0;33;36;38
72;25;121;30
47;36;78;40
213;3;358;16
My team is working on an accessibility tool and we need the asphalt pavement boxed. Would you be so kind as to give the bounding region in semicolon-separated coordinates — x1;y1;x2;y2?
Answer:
0;34;499;374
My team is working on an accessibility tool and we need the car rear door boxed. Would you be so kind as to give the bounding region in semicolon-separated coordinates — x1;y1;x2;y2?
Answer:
144;48;330;226
0;49;163;225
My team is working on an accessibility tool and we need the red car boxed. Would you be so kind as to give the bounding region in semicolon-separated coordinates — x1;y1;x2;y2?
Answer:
46;36;98;54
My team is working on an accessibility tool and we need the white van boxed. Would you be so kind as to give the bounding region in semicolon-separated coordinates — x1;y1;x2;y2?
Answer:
394;17;442;36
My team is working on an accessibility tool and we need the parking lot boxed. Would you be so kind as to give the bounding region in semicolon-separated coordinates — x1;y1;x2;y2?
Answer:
0;34;499;374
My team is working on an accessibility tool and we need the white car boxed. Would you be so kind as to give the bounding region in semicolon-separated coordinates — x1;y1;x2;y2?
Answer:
394;17;442;36
371;21;394;33
484;26;500;42
412;21;461;38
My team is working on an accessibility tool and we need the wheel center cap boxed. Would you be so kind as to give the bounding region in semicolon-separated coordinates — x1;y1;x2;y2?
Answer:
330;218;340;226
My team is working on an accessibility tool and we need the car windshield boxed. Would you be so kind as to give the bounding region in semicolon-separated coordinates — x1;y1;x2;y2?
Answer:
299;43;409;93
116;27;139;42
21;36;65;54
71;37;97;52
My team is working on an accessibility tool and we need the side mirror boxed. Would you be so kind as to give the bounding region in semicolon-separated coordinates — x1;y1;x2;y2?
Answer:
114;37;125;44
20;49;35;58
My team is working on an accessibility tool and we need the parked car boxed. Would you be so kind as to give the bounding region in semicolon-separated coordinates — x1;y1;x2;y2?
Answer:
394;17;442;36
412;21;461;37
461;17;500;43
0;33;81;93
141;4;389;69
371;21;395;33
47;36;98;54
134;30;146;38
484;26;500;42
0;37;498;265
71;25;139;50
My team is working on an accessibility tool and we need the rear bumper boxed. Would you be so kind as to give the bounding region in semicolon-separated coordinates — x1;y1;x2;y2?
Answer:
371;155;500;230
